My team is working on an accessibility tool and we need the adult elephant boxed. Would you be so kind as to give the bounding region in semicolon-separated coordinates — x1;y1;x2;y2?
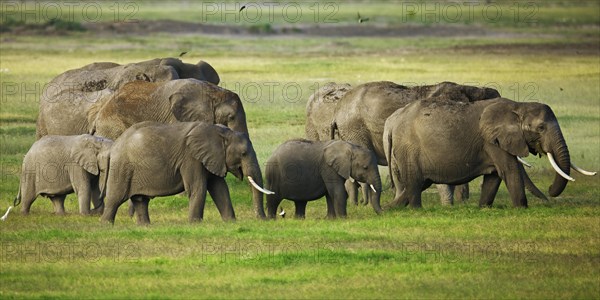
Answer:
384;97;596;208
101;122;270;225
305;82;352;140
88;79;248;140
310;81;500;205
36;57;220;139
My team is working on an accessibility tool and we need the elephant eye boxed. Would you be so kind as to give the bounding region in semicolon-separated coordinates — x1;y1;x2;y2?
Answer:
537;124;546;132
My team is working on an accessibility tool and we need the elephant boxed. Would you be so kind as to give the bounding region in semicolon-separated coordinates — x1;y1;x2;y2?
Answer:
36;57;220;139
384;97;596;208
305;82;352;141
100;121;272;225
265;139;382;219
309;81;500;205
88;78;248;140
16;134;113;215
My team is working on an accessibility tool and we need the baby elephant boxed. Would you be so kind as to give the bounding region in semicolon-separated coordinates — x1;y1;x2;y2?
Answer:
17;135;113;215
265;139;382;219
100;121;271;225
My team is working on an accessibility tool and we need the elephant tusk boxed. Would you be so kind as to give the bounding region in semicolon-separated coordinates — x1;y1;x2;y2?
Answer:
247;176;275;195
517;156;532;168
1;206;13;221
370;184;377;193
348;177;355;183
571;163;597;176
547;153;575;182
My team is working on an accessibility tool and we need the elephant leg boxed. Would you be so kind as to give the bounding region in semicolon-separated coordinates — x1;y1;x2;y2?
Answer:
330;185;348;218
266;194;283;219
90;187;104;215
50;195;67;215
505;169;527;208
324;194;336;219
360;182;369;206
408;185;423;208
76;185;92;215
437;184;455;206
131;195;151;225
20;193;37;215
345;180;359;206
100;195;129;224
294;201;308;219
387;170;409;209
479;173;502;207
455;183;470;202
128;200;135;218
207;177;235;221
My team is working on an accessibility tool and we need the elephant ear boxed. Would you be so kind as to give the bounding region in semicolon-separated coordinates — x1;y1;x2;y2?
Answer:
169;91;213;122
480;102;529;157
70;135;102;175
323;141;353;179
197;60;220;85
186;124;228;177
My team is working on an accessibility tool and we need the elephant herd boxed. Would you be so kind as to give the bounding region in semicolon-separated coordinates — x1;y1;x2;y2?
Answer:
10;57;596;225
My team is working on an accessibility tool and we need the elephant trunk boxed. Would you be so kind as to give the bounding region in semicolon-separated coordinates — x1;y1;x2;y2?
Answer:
242;158;267;219
546;125;571;197
369;177;383;215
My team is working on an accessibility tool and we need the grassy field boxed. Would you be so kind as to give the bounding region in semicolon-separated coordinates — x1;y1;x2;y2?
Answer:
1;1;599;299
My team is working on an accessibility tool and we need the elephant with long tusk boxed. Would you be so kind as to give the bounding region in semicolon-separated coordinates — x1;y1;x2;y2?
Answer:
100;122;271;225
384;97;596;209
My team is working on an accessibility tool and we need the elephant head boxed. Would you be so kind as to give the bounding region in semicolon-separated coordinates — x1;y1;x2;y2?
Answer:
480;100;595;197
186;124;269;218
169;80;249;134
159;58;220;85
323;141;383;214
70;135;113;201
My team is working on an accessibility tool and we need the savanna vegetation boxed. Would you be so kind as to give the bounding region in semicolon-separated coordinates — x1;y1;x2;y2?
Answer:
0;1;598;298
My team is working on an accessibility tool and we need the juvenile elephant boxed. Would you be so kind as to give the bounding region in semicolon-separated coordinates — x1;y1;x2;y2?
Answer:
265;139;382;219
16;135;113;215
36;57;219;139
384;97;596;208
88;78;248;140
100;122;272;225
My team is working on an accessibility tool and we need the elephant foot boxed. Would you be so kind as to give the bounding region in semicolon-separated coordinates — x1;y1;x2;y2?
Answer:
90;204;104;215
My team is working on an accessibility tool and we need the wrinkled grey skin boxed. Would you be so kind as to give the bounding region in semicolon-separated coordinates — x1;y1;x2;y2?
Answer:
265;139;382;219
305;83;352;141
384;97;570;208
17;135;113;215
310;81;499;205
100;122;267;225
36;57;220;139
88;78;248;140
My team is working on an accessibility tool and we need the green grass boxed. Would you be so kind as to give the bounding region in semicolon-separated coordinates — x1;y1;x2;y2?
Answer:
1;1;599;299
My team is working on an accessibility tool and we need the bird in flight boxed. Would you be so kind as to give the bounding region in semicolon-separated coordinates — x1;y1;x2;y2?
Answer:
179;51;187;57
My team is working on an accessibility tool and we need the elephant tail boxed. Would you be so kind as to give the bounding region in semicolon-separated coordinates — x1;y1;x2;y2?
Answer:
14;186;21;207
330;122;338;140
385;130;395;190
522;167;548;202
